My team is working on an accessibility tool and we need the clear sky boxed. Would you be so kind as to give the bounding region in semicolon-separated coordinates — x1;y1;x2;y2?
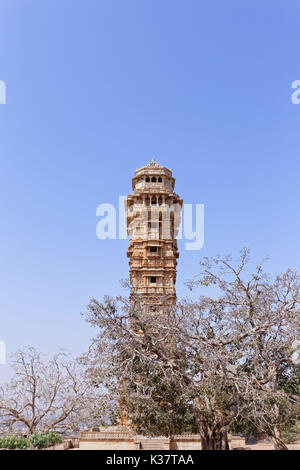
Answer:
0;0;300;381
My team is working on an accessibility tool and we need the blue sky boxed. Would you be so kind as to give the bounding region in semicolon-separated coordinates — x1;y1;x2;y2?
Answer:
0;0;300;381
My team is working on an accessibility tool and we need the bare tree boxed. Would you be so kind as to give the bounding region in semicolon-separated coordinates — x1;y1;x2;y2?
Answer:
84;249;300;449
0;347;113;434
186;249;300;449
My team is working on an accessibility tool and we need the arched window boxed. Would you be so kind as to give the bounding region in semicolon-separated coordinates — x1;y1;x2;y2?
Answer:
146;177;150;182
158;177;162;182
151;177;156;182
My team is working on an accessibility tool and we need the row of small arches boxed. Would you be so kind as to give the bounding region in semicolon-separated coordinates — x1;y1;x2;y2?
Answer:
128;196;177;207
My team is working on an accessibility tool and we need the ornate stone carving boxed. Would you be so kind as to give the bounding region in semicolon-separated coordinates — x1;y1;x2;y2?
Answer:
145;158;163;168
126;160;183;307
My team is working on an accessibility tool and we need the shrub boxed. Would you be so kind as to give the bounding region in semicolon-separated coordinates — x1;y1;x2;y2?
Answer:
0;431;62;449
282;420;300;444
30;431;63;449
0;435;29;450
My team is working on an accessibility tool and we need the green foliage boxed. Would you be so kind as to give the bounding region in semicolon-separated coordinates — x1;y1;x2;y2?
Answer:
0;435;29;450
121;362;197;436
0;431;62;450
30;431;63;449
282;420;300;444
278;365;300;395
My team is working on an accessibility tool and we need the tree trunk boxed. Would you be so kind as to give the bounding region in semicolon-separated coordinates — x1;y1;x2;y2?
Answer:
271;425;288;450
200;426;229;450
270;401;288;450
194;398;230;450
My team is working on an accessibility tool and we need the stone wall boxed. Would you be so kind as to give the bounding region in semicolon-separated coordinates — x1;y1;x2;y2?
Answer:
79;439;136;450
170;434;202;450
78;431;203;450
79;431;135;450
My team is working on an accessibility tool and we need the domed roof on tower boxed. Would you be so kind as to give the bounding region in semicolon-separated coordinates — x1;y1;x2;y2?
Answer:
134;158;173;177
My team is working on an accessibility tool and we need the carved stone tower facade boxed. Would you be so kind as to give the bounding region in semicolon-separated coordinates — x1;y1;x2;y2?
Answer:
126;159;182;308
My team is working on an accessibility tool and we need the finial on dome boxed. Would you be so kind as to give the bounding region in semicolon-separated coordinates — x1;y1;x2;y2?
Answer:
144;158;162;169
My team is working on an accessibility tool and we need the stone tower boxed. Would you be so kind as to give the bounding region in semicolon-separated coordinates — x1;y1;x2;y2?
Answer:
126;159;182;309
